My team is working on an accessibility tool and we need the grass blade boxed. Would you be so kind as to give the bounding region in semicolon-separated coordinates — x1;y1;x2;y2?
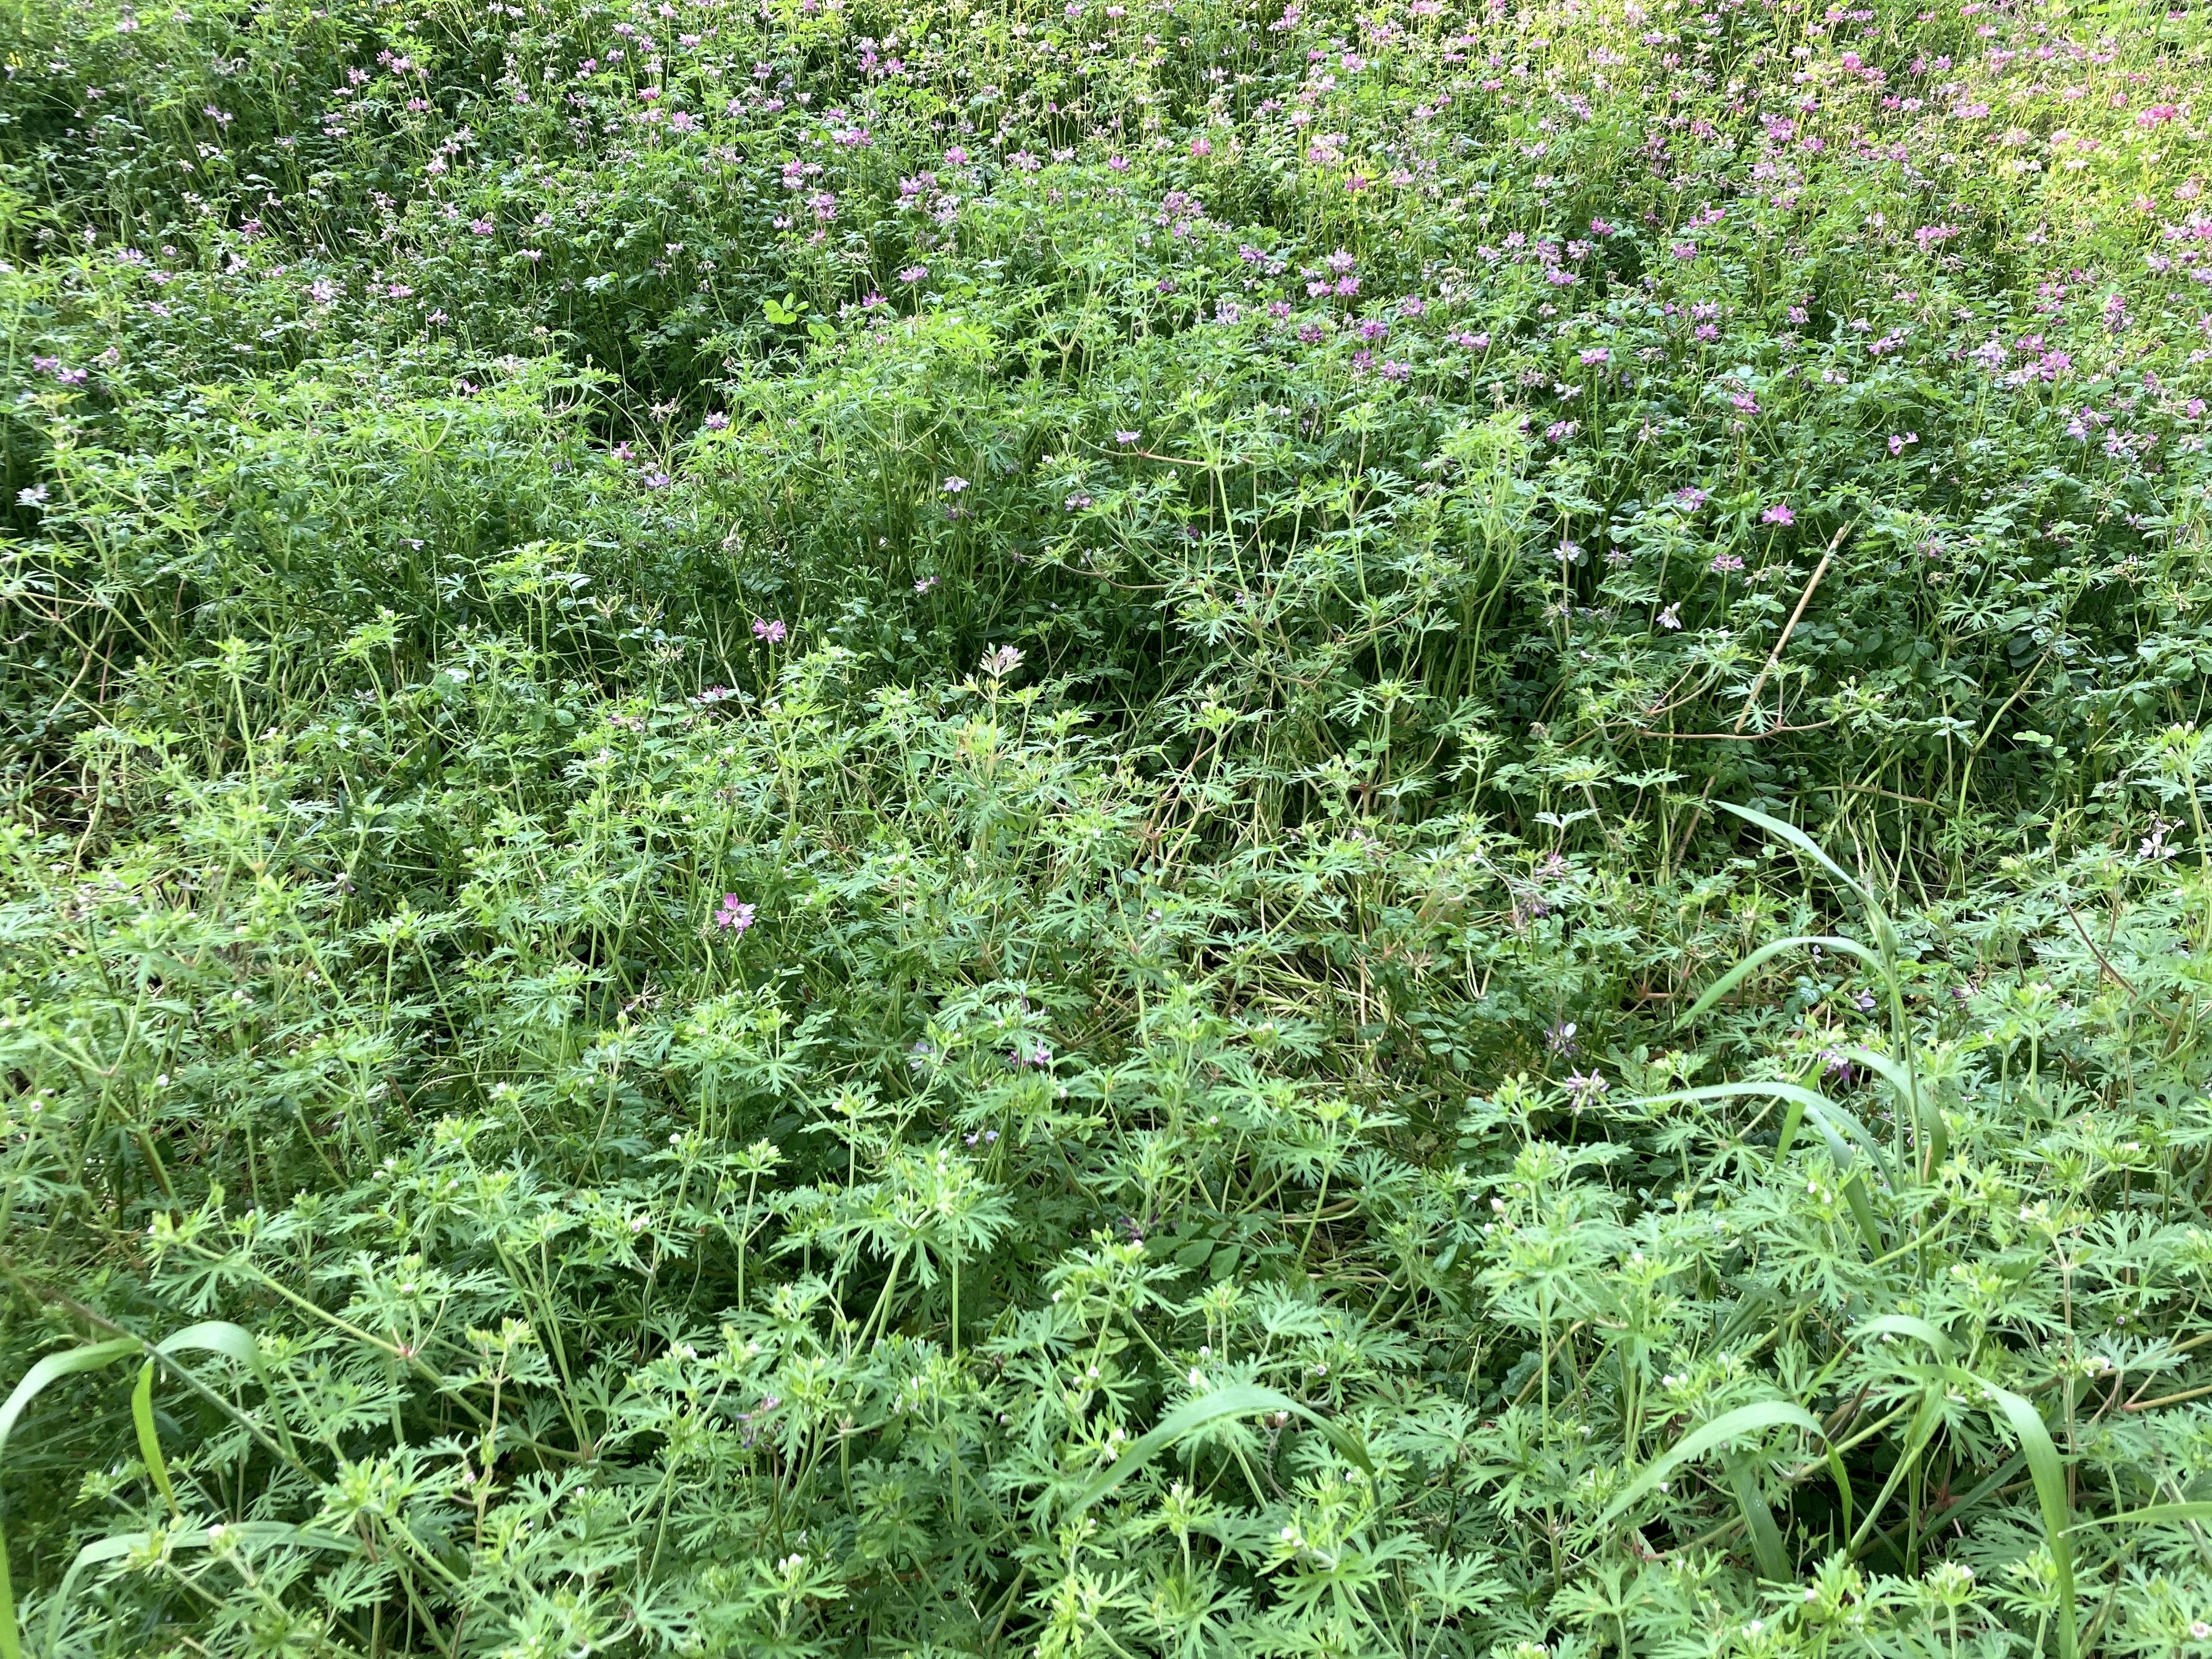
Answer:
130;1360;179;1519
1678;935;1881;1029
154;1321;296;1461
1626;1082;1891;1251
1599;1398;1828;1574
1066;1384;1372;1521
0;1339;143;1659
48;1524;360;1652
1979;1379;2075;1659
1853;1315;1957;1365
1722;1450;1793;1582
1711;802;1870;914
2069;1502;2212;1532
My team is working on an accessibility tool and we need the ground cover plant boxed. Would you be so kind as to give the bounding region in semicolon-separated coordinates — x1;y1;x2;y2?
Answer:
5;0;2212;1649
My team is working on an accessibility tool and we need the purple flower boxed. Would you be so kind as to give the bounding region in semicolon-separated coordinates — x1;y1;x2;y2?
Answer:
1761;503;1795;525
752;616;787;643
714;895;756;932
941;475;968;493
1710;552;1745;574
1564;1070;1608;1103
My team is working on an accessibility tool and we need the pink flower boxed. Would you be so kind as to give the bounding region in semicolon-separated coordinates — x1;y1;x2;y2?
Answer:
752;616;787;643
1762;503;1795;525
714;895;756;933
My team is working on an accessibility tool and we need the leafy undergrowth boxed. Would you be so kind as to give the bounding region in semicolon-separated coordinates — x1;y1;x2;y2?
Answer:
5;0;2212;1650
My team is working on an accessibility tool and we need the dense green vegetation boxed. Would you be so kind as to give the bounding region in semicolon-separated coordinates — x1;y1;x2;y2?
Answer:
4;0;2212;1649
